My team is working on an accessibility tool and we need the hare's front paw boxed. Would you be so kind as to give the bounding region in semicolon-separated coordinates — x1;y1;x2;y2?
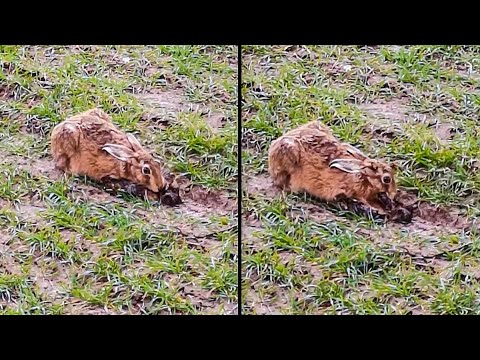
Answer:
377;192;394;211
388;202;414;224
159;190;182;206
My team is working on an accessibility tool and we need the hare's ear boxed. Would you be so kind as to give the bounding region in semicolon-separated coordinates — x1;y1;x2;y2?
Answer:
102;144;135;162
329;158;364;174
343;143;366;158
126;133;143;152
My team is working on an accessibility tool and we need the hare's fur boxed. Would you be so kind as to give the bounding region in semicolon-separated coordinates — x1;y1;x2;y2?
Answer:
268;120;397;214
51;108;165;193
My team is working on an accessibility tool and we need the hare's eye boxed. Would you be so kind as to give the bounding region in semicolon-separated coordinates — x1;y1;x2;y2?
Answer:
382;175;391;184
142;165;151;175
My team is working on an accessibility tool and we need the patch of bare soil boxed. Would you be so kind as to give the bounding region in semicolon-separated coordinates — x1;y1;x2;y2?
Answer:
366;73;401;89
245;285;297;315
360;99;411;123
135;90;227;133
7;156;60;181
177;282;236;314
323;60;355;77
244;174;279;198
283;45;318;62
205;301;237;315
394;191;472;231
28;260;71;301
293;201;344;224
415;202;470;229
73;182;123;203
244;288;277;315
358;99;412;142
0;231;20;275
183;186;236;213
136;90;185;123
63;302;115;315
359;99;459;145
432;122;456;143
205;113;228;134
13;202;45;223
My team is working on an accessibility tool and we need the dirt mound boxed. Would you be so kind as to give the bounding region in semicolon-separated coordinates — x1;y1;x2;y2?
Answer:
415;202;470;230
185;186;236;212
394;190;472;231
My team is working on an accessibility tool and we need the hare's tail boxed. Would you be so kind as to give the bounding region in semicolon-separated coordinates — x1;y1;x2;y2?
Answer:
269;137;301;174
51;121;81;160
268;137;301;190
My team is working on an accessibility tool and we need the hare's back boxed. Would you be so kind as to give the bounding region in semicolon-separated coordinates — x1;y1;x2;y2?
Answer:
67;108;112;123
283;121;333;140
75;119;126;148
55;111;125;146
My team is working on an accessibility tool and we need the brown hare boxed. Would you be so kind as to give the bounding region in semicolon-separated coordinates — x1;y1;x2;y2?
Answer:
268;120;411;222
51;108;167;195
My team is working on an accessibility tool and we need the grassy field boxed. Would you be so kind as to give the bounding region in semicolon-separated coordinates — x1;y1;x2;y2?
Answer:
0;45;238;314
242;45;480;314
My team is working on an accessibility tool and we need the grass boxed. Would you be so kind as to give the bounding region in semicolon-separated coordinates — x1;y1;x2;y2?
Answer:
242;45;480;314
0;45;238;314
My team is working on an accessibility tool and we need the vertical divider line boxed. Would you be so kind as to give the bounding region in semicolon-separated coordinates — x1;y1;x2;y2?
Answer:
237;44;242;316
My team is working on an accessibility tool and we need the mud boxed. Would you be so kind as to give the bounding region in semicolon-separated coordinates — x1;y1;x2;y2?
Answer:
414;202;470;230
394;190;472;231
346;190;474;228
184;186;236;212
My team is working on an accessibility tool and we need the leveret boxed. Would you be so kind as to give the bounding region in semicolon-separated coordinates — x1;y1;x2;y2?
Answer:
268;120;412;223
51;108;167;198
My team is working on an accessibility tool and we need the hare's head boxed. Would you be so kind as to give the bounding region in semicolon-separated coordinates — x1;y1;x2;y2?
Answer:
329;157;398;199
102;133;165;193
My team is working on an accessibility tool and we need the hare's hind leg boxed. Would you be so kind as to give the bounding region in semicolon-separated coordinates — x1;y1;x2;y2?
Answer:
272;171;292;191
54;153;70;172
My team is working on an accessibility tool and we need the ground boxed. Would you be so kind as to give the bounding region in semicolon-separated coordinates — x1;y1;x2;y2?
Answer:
242;45;480;314
0;45;238;314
